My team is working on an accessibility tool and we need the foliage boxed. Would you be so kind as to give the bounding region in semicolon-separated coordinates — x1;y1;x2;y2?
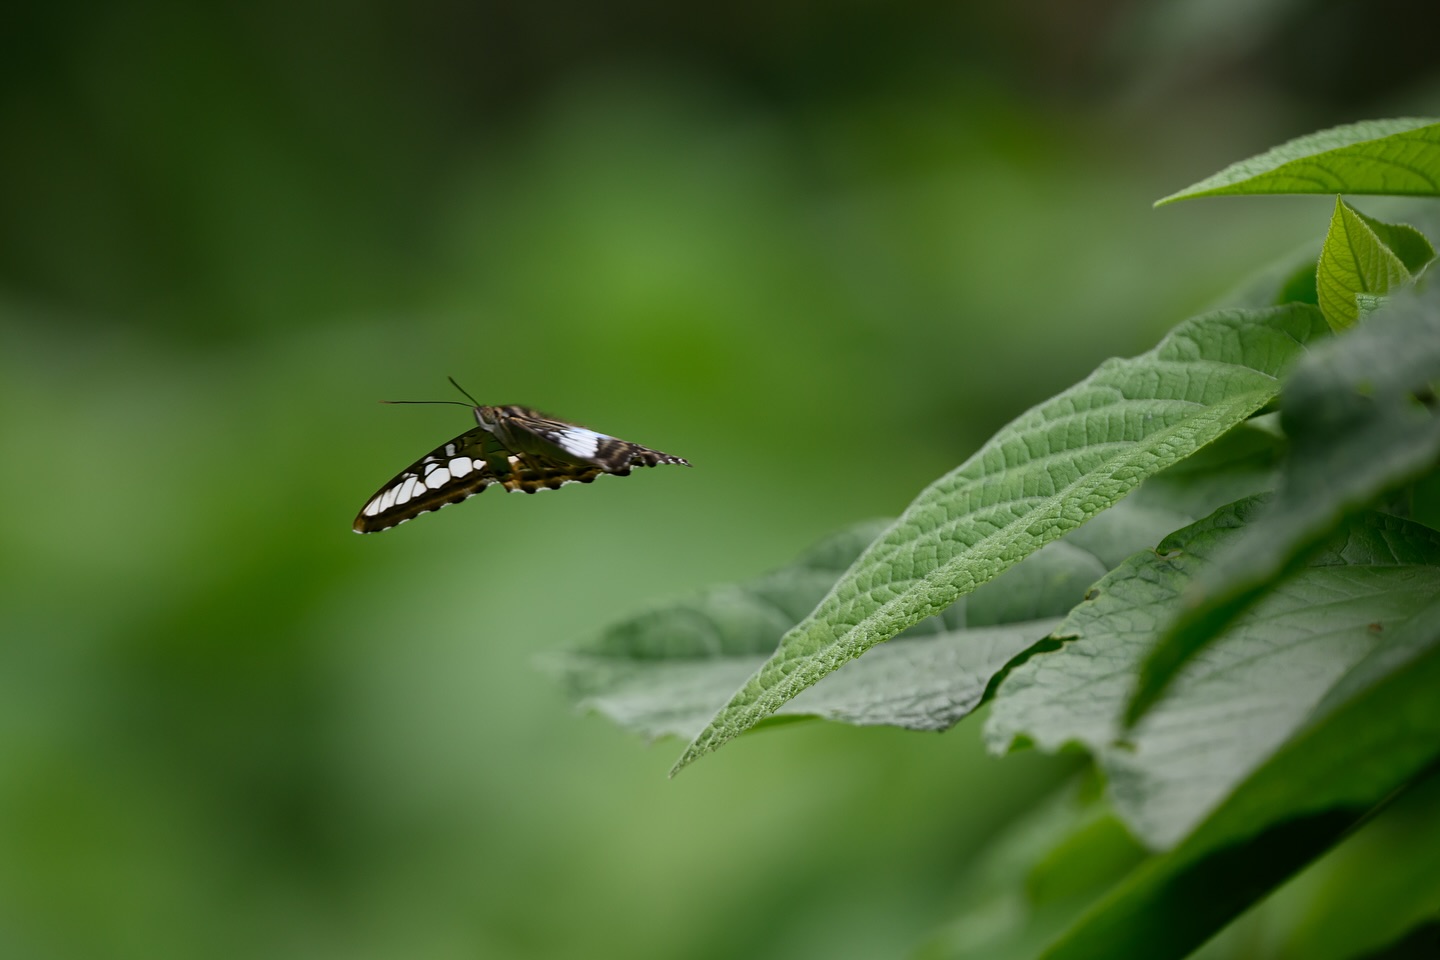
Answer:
558;119;1440;958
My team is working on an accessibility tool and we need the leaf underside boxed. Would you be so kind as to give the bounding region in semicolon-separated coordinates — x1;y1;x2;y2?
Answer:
986;498;1440;850
1132;276;1440;722
671;304;1328;774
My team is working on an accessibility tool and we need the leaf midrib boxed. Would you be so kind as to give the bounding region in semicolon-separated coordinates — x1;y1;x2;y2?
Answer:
792;386;1279;665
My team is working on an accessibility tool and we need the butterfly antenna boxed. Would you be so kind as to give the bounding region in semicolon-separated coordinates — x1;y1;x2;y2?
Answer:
379;398;474;407
447;376;484;408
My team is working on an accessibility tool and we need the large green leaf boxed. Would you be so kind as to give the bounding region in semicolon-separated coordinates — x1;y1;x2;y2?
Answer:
555;501;1199;741
671;304;1327;774
1156;118;1440;205
556;424;1283;745
1315;199;1426;331
986;498;1440;850
1131;276;1440;722
1030;589;1440;960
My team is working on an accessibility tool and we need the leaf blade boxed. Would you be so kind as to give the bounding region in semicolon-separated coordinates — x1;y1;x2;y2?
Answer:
671;304;1328;774
1131;276;1440;723
1034;594;1440;960
986;499;1440;850
1156;118;1440;205
1316;198;1414;331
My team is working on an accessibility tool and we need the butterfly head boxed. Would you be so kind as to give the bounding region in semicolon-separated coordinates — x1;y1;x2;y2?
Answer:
472;405;501;430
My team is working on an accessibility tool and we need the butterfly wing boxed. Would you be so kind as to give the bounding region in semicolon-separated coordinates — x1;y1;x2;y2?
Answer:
500;407;691;472
353;426;509;533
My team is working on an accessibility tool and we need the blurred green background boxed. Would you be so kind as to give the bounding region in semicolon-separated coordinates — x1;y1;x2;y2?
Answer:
3;2;1438;958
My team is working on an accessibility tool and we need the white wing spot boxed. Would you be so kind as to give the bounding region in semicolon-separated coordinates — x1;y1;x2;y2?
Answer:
380;487;399;511
445;444;456;456
448;456;473;478
554;427;603;459
425;467;451;490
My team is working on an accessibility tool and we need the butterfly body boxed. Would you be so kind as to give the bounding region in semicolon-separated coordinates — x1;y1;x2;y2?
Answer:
354;402;688;534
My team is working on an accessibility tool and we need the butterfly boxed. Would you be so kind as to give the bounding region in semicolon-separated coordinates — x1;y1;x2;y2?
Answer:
353;378;690;533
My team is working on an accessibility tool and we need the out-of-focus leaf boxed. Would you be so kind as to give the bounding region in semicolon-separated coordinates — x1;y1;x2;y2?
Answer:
1271;774;1440;960
1316;199;1417;331
915;777;1148;960
987;498;1440;850
1028;590;1440;960
671;305;1327;774
1132;276;1440;722
1354;920;1440;960
1156;119;1440;205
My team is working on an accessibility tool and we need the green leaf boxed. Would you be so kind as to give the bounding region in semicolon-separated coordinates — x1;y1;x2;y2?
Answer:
1360;212;1437;275
986;498;1440;850
1131;277;1440;723
556;500;1199;741
916;777;1148;960
1156;118;1440;205
1028;587;1440;960
557;423;1283;746
1270;774;1440;960
1316;198;1416;331
671;304;1328;774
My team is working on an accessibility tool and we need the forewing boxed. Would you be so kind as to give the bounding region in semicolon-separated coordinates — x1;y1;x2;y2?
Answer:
503;407;690;471
353;427;507;533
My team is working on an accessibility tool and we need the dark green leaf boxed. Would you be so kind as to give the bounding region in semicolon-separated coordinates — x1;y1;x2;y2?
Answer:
987;500;1440;850
1132;277;1440;722
1031;598;1440;960
915;777;1148;960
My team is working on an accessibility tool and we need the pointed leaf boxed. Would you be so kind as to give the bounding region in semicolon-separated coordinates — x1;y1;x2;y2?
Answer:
1360;212;1437;274
987;498;1440;850
555;424;1283;745
1132;277;1440;722
1156;118;1440;205
671;304;1328;774
556;498;1201;741
1316;198;1414;330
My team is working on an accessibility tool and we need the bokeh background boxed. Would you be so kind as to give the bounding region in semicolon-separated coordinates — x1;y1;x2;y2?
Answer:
3;1;1439;958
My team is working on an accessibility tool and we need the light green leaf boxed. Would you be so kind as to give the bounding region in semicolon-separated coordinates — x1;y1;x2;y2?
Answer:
986;498;1440;850
556;499;1201;741
1131;276;1440;723
1316;198;1415;331
671;304;1328;774
1156;118;1440;205
1029;587;1440;960
1360;212;1438;274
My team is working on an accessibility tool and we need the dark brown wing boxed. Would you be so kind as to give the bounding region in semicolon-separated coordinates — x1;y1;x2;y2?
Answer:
354;428;616;533
353;426;507;533
499;407;690;471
